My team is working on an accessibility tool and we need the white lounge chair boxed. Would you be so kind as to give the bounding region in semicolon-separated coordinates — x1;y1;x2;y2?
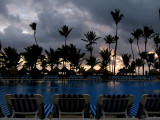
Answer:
95;94;134;119
5;94;52;119
136;94;160;119
53;94;90;118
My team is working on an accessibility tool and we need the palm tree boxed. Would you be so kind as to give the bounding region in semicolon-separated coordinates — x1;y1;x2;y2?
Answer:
58;25;73;46
139;51;147;75
155;46;160;72
57;45;69;67
1;47;21;69
39;55;48;75
111;9;124;74
146;53;155;73
142;26;154;52
100;49;111;71
86;56;99;69
22;45;42;72
104;35;115;51
121;54;131;70
29;22;38;45
45;48;60;70
67;44;85;72
135;58;143;75
154;35;160;49
131;29;142;55
128;38;134;61
81;31;101;57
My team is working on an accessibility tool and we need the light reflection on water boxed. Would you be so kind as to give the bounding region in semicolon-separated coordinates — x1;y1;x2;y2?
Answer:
0;80;160;105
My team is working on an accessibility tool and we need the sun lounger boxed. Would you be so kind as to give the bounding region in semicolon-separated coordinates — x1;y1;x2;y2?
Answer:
51;117;138;120
136;94;160;119
0;118;50;120
95;94;134;119
53;94;90;118
5;94;52;119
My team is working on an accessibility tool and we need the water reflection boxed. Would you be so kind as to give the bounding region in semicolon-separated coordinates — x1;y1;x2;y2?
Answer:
0;80;160;105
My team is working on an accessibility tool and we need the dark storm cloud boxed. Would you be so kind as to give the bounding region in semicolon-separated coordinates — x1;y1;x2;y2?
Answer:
0;25;33;51
0;0;20;23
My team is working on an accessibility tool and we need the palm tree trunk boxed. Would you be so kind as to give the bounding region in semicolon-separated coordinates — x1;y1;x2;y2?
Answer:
145;40;147;52
142;64;144;75
114;24;118;75
109;44;111;71
159;57;160;72
34;31;38;45
64;37;67;67
137;39;140;55
131;44;134;61
65;37;67;46
90;50;92;58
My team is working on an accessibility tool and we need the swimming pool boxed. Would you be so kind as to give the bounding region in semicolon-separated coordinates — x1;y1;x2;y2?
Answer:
0;80;160;106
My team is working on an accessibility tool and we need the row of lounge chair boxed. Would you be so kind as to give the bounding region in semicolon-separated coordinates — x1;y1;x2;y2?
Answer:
0;75;102;80
0;94;160;120
109;76;157;81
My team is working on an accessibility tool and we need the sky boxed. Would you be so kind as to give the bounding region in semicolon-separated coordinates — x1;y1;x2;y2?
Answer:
0;0;160;72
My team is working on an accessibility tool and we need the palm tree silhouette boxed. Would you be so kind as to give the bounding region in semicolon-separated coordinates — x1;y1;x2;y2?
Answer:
100;49;111;71
128;38;134;61
155;47;160;72
2;47;21;69
142;26;154;52
45;48;60;70
139;51;147;75
58;25;73;46
81;31;101;57
122;54;131;74
86;56;99;69
104;35;115;51
57;45;69;67
22;45;42;73
111;9;124;74
146;53;155;73
136;58;143;75
131;29;142;55
67;44;85;72
29;22;38;45
154;35;160;49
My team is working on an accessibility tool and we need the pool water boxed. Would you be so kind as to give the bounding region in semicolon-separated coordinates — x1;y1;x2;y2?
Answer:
0;80;160;105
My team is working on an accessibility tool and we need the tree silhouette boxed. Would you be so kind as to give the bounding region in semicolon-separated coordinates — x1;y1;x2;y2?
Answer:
154;35;160;49
81;31;100;57
29;22;38;45
128;38;134;61
142;26;154;52
45;48;60;70
104;35;115;51
146;53;155;73
58;25;73;46
67;44;85;72
22;45;42;72
121;54;131;70
111;9;124;74
155;46;160;72
136;58;143;75
139;51;147;75
100;49;111;71
86;56;99;69
131;29;142;55
57;45;69;67
2;47;21;69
